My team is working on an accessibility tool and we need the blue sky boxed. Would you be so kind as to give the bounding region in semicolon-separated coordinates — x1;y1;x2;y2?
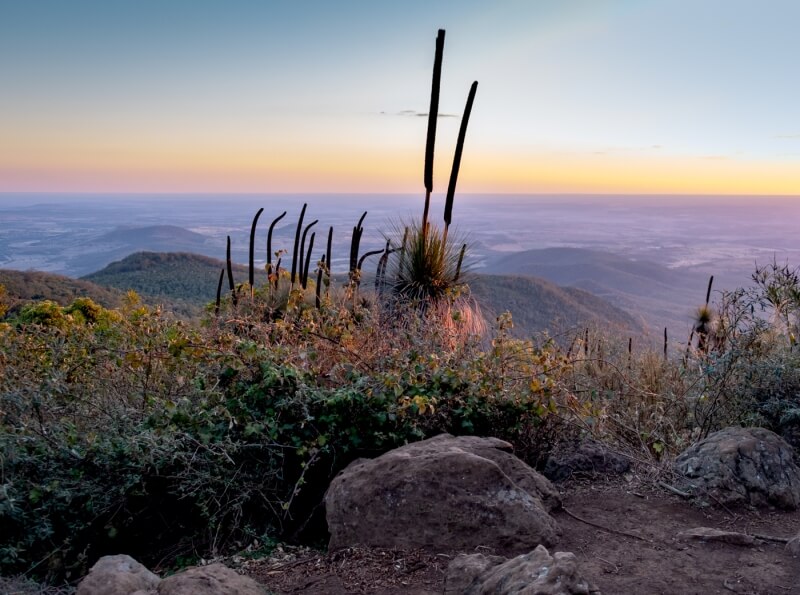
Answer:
1;0;799;194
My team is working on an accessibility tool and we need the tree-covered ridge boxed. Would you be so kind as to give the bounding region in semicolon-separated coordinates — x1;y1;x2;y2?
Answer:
0;269;125;309
82;251;261;304
79;251;641;340
469;274;644;340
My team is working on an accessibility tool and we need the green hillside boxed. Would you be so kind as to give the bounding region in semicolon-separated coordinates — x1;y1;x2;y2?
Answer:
469;274;644;340
81;251;641;339
488;247;711;335
82;251;259;305
0;269;126;310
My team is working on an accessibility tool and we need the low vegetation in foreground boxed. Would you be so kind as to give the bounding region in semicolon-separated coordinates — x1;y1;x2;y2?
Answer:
1;256;800;586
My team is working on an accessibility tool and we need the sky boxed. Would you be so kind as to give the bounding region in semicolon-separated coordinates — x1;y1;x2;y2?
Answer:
1;0;799;195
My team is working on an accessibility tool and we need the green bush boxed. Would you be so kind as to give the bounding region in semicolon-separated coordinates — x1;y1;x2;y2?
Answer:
0;288;562;583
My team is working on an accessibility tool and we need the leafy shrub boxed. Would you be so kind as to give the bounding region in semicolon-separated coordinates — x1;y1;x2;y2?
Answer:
0;285;563;583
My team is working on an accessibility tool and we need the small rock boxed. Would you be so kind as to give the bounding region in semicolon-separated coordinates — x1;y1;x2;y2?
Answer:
544;440;631;482
444;553;507;594
677;527;756;546
445;545;599;595
77;554;161;595
785;535;800;556
157;563;265;595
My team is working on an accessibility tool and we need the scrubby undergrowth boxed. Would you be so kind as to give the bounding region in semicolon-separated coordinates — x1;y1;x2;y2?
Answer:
3;259;800;587
0;282;569;584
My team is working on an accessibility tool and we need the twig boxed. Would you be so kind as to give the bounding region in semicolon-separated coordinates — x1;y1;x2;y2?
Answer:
596;556;619;573
561;506;650;542
657;481;691;498
264;555;320;572
750;533;791;544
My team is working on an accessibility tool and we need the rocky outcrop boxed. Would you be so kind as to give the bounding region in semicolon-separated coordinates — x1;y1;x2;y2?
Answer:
544;440;630;482
325;434;560;553
675;426;800;509
76;555;161;595
444;546;599;595
76;556;264;595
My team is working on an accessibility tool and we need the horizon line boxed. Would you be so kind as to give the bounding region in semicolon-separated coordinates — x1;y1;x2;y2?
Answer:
2;191;800;198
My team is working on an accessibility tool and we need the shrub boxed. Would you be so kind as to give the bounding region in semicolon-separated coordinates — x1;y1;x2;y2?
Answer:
0;281;563;583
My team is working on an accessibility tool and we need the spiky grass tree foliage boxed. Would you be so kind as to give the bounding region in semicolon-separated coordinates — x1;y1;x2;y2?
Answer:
694;304;715;353
690;275;715;354
388;219;467;303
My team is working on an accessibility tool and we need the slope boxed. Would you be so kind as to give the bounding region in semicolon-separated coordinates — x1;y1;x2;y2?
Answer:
83;251;642;340
0;269;126;310
468;274;644;341
487;247;712;336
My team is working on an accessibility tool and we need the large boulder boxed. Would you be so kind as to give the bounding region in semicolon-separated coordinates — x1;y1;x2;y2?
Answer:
158;563;265;595
675;426;800;509
444;546;599;595
76;555;161;595
325;434;560;553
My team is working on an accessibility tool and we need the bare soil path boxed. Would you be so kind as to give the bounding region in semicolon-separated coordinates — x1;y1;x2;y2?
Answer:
245;480;800;594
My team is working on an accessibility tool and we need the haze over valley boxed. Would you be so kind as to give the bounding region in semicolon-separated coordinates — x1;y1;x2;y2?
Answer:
2;192;798;340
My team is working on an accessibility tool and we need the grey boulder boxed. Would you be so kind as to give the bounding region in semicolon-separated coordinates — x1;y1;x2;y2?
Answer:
158;563;265;595
76;555;161;595
675;426;800;509
444;546;599;595
77;556;264;595
325;434;560;553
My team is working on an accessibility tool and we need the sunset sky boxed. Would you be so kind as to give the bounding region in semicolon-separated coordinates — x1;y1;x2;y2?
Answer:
2;0;799;195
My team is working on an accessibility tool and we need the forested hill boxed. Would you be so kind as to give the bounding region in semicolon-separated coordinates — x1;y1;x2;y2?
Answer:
80;251;642;339
0;269;125;310
82;251;260;305
468;274;645;339
488;247;711;334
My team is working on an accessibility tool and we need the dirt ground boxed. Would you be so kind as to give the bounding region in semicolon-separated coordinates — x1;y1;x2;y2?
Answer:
244;479;800;595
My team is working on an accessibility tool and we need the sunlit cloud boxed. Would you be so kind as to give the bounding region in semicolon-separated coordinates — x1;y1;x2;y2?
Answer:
380;110;458;118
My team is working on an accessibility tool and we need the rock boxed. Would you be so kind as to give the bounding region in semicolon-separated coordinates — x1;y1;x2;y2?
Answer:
157;563;265;595
676;527;756;546
785;535;800;556
325;434;560;553
77;557;263;595
544;440;631;482
444;545;599;595
77;555;161;595
444;553;507;594
423;434;562;511
675;426;800;509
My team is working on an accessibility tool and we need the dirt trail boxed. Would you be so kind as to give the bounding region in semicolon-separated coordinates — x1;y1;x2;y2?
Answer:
246;481;800;595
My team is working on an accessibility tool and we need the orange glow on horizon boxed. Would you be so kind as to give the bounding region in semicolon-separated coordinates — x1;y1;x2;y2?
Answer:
2;145;800;196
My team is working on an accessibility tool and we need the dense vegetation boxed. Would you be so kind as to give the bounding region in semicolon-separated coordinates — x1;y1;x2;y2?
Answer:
3;257;800;585
0;280;568;582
